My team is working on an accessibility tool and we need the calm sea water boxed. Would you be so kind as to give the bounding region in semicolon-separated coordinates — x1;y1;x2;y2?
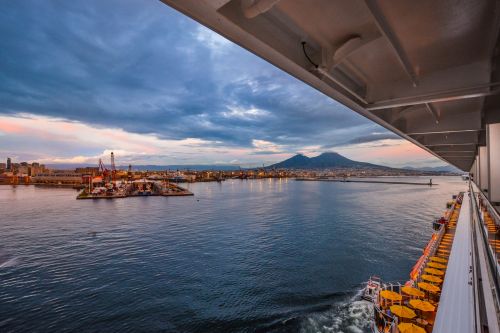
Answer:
0;176;466;333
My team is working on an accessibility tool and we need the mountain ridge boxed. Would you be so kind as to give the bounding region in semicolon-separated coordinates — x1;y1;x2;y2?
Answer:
401;165;461;173
267;152;390;170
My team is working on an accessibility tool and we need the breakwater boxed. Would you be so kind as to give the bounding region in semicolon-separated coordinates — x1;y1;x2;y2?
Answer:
295;178;437;185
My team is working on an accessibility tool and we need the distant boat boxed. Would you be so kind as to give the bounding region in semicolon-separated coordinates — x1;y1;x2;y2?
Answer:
169;176;187;182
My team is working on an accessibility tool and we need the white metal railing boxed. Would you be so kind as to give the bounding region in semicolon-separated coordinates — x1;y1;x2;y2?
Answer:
372;302;398;333
469;182;500;332
411;199;457;282
478;196;500;281
470;182;500;298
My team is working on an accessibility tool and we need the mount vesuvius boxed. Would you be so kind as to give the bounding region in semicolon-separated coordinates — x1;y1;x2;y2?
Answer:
267;152;389;169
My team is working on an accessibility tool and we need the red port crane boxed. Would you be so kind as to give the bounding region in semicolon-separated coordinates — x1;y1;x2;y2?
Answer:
97;152;118;184
98;158;110;183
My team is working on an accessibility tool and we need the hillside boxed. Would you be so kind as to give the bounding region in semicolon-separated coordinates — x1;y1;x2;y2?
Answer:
402;165;461;174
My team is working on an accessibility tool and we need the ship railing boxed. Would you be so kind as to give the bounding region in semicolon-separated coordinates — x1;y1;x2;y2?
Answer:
378;281;405;293
414;194;464;282
425;223;446;262
375;281;437;333
476;188;500;278
470;183;500;307
469;182;500;331
372;306;398;333
377;282;408;305
373;290;400;333
379;281;425;301
410;222;447;283
445;197;458;222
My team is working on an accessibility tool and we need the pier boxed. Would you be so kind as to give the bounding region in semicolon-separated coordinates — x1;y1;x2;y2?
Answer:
77;181;193;199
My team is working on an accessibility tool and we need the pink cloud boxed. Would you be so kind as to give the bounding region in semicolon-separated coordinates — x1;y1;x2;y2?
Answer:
0;121;27;134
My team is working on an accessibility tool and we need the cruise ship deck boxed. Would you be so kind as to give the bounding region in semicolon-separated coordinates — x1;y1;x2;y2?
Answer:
435;186;500;333
370;189;500;333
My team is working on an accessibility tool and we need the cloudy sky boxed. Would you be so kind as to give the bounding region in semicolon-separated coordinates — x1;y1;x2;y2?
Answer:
0;0;444;168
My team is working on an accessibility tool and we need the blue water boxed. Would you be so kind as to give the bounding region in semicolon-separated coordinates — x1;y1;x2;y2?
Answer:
0;176;466;332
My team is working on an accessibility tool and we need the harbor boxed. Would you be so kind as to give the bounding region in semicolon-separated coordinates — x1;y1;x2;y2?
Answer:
76;152;193;199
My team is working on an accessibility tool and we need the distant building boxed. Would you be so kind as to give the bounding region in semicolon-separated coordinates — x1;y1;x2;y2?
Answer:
35;164;47;174
75;167;99;175
17;165;29;175
0;162;5;172
0;173;14;184
32;171;83;185
6;157;11;171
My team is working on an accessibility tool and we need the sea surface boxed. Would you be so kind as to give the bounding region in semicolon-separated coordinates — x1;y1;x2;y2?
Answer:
0;176;466;333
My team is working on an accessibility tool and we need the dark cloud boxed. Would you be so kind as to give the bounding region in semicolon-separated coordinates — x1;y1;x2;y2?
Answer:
323;133;402;148
0;0;391;151
249;151;284;155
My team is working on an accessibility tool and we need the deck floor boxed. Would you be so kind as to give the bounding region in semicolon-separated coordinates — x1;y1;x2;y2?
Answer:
433;193;473;333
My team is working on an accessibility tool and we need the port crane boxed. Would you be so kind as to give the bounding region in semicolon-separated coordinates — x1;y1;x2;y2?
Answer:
98;158;110;183
97;152;117;184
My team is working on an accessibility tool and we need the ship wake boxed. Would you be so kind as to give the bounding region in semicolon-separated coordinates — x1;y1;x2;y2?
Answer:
298;290;373;333
0;255;17;268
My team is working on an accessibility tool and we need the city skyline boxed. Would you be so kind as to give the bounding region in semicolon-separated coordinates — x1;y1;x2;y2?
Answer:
1;0;445;169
